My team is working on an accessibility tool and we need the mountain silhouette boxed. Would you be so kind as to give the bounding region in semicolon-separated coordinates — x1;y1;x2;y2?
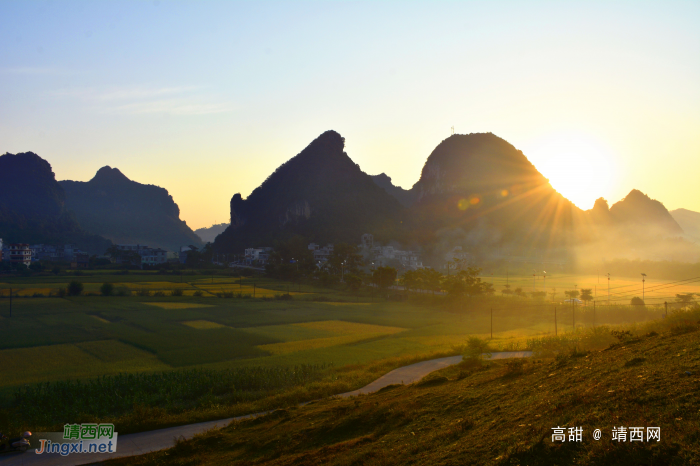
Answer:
60;167;203;252
194;223;229;243
605;190;683;235
671;208;700;243
215;130;405;251
0;152;111;253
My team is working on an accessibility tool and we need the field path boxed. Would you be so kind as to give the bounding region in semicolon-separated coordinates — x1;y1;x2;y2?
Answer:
0;351;531;466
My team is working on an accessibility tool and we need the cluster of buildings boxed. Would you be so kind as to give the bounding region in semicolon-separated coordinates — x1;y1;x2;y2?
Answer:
0;238;171;270
114;244;169;267
0;239;91;268
361;234;424;270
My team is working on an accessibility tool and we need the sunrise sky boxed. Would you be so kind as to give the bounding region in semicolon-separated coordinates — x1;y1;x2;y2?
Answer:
1;1;698;230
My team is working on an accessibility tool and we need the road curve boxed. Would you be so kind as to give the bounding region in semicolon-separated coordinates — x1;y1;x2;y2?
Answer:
0;351;531;466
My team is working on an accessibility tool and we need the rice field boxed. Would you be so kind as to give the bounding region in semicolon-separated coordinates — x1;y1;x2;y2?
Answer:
254;321;407;355
143;302;215;309
0;340;169;387
182;320;228;329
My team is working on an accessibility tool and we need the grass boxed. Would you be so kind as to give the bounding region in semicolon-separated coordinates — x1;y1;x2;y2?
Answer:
103;311;700;465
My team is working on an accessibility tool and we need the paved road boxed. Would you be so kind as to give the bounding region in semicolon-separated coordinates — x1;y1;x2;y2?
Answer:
0;351;531;466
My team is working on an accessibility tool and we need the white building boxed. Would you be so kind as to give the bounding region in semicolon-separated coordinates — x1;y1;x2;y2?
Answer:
244;247;272;265
308;243;334;263
372;245;423;270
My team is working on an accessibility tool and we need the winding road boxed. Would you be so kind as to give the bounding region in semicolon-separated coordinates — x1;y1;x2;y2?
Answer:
0;351;531;466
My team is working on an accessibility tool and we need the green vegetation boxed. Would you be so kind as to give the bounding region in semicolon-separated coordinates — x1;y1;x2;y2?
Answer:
104;307;700;465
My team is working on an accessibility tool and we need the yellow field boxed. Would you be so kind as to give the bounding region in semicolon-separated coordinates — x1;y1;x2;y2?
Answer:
182;320;227;329
195;284;308;297
483;273;700;305
91;315;111;323
321;302;373;306
0;340;169;387
256;320;407;355
142;302;215;310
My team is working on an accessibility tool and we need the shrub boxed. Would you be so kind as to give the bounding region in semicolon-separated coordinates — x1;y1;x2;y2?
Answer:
57;288;67;298
504;358;525;375
275;293;293;301
136;289;151;297
153;291;166;297
170;289;183;297
193;290;204;297
100;283;114;297
116;286;131;297
462;337;493;361
67;281;84;296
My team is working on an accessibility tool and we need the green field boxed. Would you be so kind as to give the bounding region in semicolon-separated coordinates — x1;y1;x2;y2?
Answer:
0;270;698;436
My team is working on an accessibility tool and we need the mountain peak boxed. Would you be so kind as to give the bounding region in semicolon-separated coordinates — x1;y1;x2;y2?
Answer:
91;166;131;184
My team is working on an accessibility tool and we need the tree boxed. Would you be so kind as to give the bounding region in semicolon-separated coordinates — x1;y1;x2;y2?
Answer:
531;291;547;300
328;243;362;276
419;268;443;294
373;266;397;290
564;290;580;300
345;274;362;292
442;267;491;297
513;287;525;298
676;293;696;304
67;281;84;296
580;289;593;305
502;284;513;296
100;282;114;296
630;296;645;306
549;287;557;302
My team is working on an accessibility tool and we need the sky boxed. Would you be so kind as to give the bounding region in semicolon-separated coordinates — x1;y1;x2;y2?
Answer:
1;1;699;230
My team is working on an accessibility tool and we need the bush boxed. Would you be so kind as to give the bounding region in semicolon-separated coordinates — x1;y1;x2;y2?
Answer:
100;283;114;297
193;290;204;297
462;337;493;361
170;289;183;297
504;358;525;375
136;289;151;297
153;291;166;297
116;286;131;297
56;288;67;298
67;281;84;296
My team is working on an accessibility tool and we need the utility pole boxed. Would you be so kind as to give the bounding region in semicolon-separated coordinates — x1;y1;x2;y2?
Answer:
554;306;557;336
607;273;611;304
593;301;596;327
665;301;668;318
543;271;546;293
641;273;646;302
572;299;575;331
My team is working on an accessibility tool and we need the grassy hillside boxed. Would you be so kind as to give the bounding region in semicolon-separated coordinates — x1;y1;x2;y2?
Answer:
107;311;700;465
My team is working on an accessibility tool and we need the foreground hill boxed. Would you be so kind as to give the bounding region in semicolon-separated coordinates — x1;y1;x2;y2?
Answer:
671;208;700;243
107;316;699;465
60;167;203;252
215;131;405;251
0;152;111;254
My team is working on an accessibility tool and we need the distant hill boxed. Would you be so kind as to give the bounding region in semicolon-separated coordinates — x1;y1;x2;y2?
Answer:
671;208;700;243
608;189;683;235
60;167;203;252
0;152;111;254
194;223;229;243
215;130;405;251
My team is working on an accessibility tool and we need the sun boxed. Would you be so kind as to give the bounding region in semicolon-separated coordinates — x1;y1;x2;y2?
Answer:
524;132;617;210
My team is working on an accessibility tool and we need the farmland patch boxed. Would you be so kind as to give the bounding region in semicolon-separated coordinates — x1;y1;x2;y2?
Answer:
142;302;215;310
182;320;227;329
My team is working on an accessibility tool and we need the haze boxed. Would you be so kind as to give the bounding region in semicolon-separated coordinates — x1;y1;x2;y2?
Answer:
1;1;698;230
